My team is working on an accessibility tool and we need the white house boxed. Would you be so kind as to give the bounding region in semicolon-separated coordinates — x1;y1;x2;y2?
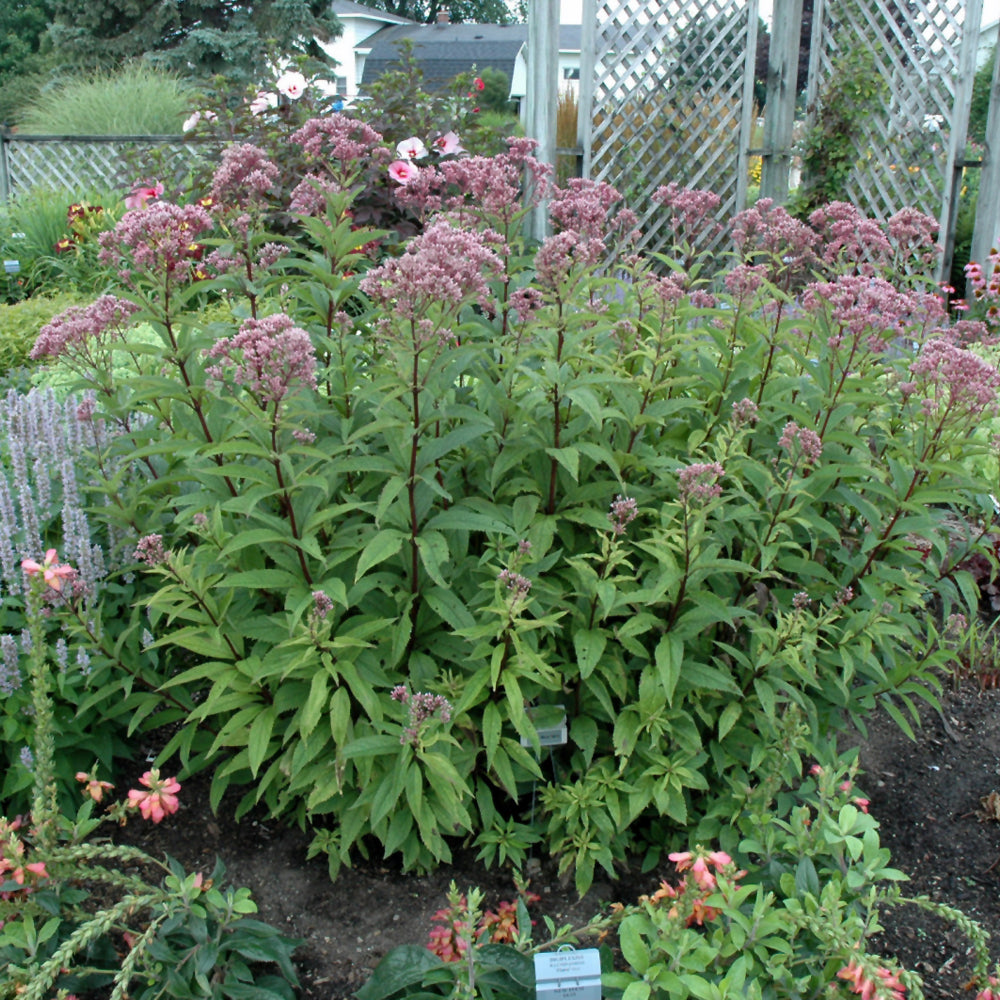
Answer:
318;0;582;103
317;0;419;100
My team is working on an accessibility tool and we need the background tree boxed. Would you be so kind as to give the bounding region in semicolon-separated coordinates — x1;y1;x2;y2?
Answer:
350;0;515;24
0;0;56;125
47;0;342;86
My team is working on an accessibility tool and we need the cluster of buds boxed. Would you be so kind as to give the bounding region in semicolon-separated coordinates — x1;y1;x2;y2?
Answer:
0;817;48;897
427;888;539;961
390;686;452;747
837;957;906;999
639;846;746;927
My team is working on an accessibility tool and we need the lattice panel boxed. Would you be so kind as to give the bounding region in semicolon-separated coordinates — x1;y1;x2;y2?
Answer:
4;139;205;201
588;0;757;256
811;0;966;221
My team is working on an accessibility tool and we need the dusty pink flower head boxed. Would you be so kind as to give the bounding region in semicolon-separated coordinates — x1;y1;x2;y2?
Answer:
548;178;625;241
653;182;722;248
134;534;167;566
678;463;725;504
534;230;605;289
211;143;280;207
608;494;638;535
359;219;502;322
732;198;819;276
290;115;384;163
778;422;822;465
98;202;213;288
908;338;1000;424
127;768;181;823
31;295;138;360
206;314;317;407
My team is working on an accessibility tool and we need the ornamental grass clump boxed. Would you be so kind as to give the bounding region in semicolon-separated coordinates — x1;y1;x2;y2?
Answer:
19;117;1000;901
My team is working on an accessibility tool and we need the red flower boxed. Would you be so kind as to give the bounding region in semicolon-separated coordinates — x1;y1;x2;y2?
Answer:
474;77;485;90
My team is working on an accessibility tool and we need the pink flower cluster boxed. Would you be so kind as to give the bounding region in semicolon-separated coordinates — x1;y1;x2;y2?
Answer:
210;143;281;207
359;219;502;322
390;686;453;747
290;115;385;164
206;314;318;407
908;338;1000;423
652;182;722;249
31;295;139;361
126;768;181;823
836;958;906;1000
641;846;745;927
98;202;214;288
732;198;818;274
498;568;532;599
777;421;823;465
678;463;725;504
21;548;75;592
608;494;638;535
134;533;167;566
0;817;48;891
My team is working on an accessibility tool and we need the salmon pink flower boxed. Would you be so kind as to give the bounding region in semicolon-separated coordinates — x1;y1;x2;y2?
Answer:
388;160;420;185
76;770;114;803
127;768;181;823
21;549;75;592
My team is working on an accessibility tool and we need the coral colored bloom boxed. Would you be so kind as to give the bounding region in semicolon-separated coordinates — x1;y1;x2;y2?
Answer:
21;549;75;592
396;136;428;160
276;71;307;99
388;160;420;185
127;769;181;823
854;797;870;813
76;771;114;803
474;77;485;90
668;851;693;870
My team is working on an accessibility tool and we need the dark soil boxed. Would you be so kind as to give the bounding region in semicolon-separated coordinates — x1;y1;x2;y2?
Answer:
111;683;1000;999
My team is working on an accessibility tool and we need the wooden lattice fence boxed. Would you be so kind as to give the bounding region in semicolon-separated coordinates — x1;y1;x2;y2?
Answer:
579;0;760;257
804;0;979;255
573;0;986;275
0;134;213;203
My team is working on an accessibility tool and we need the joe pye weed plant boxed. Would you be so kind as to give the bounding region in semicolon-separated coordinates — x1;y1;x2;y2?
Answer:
0;551;299;999
21;108;1000;916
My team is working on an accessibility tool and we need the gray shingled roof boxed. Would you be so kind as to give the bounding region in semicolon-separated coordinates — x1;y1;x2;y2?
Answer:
360;23;581;92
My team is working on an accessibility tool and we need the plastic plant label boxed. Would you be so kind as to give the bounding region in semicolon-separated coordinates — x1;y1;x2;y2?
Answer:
520;705;568;748
534;948;601;1000
3;260;19;274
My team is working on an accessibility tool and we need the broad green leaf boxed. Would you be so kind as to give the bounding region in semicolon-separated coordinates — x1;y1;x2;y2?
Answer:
355;529;406;580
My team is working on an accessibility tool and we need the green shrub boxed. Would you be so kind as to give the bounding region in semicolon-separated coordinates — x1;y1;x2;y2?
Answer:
27;134;989;898
18;63;197;135
0;292;92;382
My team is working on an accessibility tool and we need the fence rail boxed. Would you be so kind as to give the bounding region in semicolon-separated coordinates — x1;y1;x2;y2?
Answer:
0;132;214;203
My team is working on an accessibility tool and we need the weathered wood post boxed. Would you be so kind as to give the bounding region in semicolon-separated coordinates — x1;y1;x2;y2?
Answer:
524;0;560;243
939;0;983;284
760;0;803;204
972;20;1000;270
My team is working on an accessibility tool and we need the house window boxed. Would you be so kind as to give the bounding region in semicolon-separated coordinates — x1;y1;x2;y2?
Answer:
335;76;348;94
563;67;580;80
